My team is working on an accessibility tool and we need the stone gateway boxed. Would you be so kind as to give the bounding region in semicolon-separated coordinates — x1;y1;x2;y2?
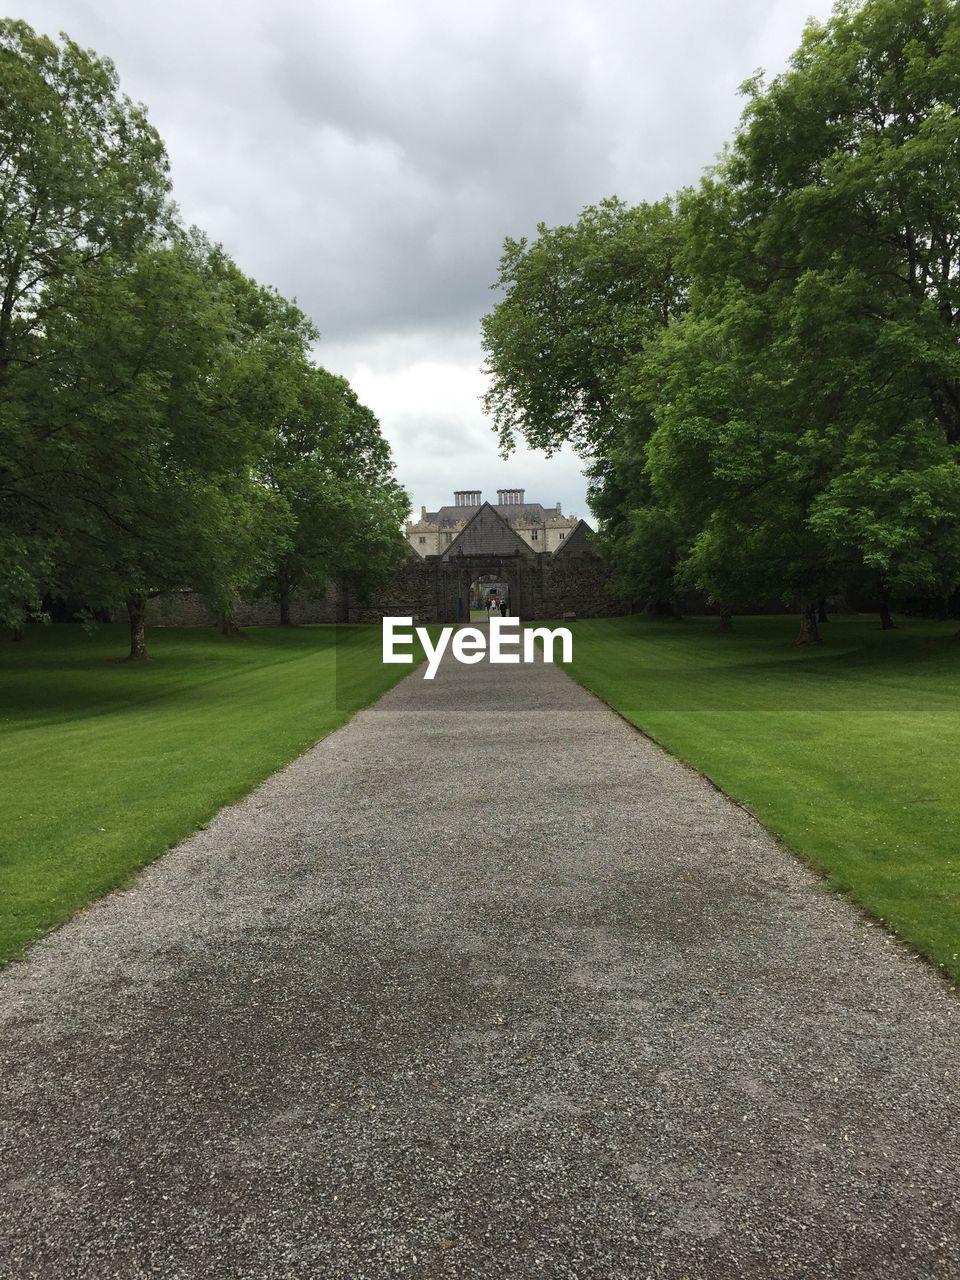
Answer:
352;501;625;624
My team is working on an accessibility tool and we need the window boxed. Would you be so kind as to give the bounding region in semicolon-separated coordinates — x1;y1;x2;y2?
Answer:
559;532;565;540
444;531;453;544
531;529;539;541
418;536;426;544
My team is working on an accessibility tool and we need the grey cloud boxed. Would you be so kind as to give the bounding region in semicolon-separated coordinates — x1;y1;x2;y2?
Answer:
21;0;836;343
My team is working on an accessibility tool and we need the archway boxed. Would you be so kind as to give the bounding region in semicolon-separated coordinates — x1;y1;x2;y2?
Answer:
469;572;512;620
439;555;525;623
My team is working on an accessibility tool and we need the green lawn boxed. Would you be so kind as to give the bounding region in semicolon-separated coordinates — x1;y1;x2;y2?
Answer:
0;623;421;964
6;616;959;981
561;614;960;981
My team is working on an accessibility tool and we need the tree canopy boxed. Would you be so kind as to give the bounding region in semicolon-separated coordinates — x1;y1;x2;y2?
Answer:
481;197;686;458
481;0;960;640
0;21;408;655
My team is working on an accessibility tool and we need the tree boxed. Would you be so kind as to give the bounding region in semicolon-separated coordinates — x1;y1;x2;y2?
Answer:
14;233;318;658
38;237;258;656
640;286;839;642
194;481;291;636
1;21;410;656
481;197;686;458
262;367;409;623
480;196;691;621
0;19;170;630
605;0;960;640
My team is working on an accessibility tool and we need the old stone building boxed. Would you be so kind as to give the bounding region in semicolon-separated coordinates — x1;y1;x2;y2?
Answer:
149;497;627;628
407;487;578;557
381;500;623;622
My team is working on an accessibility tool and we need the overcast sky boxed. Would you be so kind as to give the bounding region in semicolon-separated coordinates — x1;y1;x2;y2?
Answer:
21;0;836;520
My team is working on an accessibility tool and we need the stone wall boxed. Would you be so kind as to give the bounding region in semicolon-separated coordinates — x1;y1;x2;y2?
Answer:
147;542;628;629
344;553;438;624
539;553;626;618
147;583;341;628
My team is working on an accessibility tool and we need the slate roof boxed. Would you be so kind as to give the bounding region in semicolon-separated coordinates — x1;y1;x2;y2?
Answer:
553;519;596;557
440;503;535;560
426;502;561;526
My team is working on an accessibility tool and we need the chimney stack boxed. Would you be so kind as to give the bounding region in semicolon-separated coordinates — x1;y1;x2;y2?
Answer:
496;488;525;506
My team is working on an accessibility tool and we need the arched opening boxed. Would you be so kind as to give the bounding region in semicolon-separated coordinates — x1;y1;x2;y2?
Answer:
469;572;512;620
441;555;526;622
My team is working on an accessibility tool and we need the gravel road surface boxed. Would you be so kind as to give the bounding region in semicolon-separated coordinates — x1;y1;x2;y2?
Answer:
1;637;958;1278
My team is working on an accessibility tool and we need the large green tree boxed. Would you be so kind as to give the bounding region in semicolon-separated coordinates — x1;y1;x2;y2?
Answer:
481;0;960;637
29;237;288;656
262;367;409;624
481;197;685;458
480;196;688;617
648;0;960;638
1;20;410;655
0;19;170;630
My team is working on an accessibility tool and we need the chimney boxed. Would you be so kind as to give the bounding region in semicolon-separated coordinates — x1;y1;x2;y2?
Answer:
496;487;526;506
420;505;427;519
555;502;561;513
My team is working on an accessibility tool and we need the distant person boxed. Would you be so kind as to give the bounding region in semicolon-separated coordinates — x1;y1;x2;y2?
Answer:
499;599;507;616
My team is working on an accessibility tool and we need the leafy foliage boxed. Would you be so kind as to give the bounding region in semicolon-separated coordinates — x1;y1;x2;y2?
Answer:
481;197;685;457
481;0;960;636
0;22;408;653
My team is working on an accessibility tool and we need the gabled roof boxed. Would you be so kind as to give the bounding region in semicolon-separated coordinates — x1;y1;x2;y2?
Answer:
440;502;536;560
553;518;596;558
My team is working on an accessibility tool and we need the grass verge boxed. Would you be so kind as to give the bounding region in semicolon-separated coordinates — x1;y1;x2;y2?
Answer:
0;623;418;964
561;614;960;982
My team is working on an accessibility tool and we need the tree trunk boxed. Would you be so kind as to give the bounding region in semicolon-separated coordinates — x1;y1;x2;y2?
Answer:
719;608;733;633
337;579;351;623
817;597;829;624
830;591;851;616
278;567;292;626
126;594;148;660
219;611;243;637
879;590;896;630
670;598;684;620
11;623;23;642
795;600;821;646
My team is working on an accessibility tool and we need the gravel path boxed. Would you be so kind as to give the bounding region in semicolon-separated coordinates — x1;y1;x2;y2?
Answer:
1;638;958;1279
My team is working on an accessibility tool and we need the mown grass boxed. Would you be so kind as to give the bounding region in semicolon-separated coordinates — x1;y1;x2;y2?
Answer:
561;614;960;982
0;623;420;964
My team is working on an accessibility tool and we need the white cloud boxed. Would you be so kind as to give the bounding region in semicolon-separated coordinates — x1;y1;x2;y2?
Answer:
320;332;591;518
